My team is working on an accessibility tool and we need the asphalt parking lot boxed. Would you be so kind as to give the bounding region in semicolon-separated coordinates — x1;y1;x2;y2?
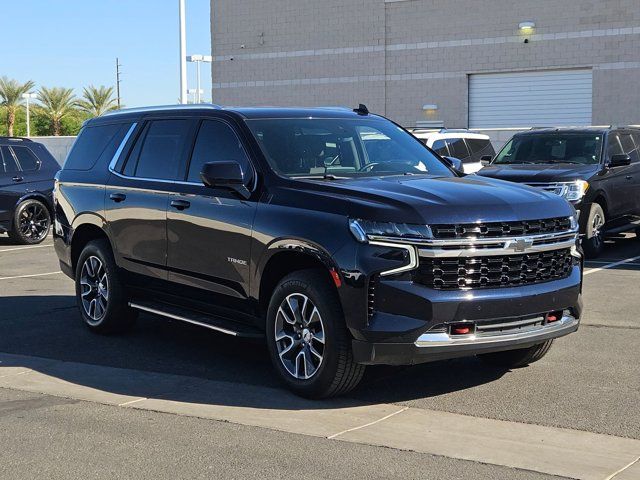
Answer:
1;233;639;479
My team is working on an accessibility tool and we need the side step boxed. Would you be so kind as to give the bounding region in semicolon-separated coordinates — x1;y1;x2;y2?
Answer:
129;300;264;339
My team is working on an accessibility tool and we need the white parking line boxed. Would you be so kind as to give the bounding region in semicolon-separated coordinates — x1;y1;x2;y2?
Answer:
0;271;62;281
327;407;409;439
584;254;640;276
0;244;53;253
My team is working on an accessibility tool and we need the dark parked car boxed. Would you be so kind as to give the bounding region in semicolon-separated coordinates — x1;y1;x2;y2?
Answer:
479;127;640;257
0;137;59;244
54;105;582;398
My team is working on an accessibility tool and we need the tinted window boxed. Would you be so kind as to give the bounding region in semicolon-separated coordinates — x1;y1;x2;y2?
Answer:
1;147;19;174
65;123;128;171
607;133;624;157
187;120;252;183
495;134;603;165
12;146;40;171
446;138;470;160
246;118;452;178
617;133;639;163
131;120;191;180
431;139;449;156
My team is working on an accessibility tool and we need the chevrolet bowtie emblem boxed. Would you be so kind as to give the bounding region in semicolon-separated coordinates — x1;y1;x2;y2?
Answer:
509;238;534;252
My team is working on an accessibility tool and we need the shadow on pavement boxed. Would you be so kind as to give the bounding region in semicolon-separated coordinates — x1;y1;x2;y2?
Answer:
0;294;507;409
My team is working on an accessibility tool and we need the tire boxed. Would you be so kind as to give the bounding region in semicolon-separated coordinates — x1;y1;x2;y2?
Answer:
8;199;51;245
478;340;554;368
75;239;137;334
266;269;365;399
582;202;605;258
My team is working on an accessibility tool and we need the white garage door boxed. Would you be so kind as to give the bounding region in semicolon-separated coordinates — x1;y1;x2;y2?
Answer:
469;69;593;128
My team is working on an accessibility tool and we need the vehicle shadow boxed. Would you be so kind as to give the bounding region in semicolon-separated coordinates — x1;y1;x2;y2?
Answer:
0;294;508;410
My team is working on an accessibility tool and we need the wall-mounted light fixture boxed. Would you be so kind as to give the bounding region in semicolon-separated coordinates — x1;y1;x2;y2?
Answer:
519;21;536;31
422;104;439;111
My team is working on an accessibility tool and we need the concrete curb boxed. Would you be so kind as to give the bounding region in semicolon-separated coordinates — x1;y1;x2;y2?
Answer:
1;352;638;480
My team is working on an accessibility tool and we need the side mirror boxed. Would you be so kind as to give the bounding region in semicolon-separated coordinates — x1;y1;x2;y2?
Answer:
200;161;251;199
480;155;493;166
442;156;465;174
608;154;631;168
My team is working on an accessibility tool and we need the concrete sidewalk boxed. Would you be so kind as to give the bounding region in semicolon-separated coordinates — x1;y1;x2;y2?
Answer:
0;352;638;480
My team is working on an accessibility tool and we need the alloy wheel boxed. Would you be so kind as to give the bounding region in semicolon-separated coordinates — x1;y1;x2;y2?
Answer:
591;212;604;248
80;256;109;324
18;203;49;242
274;293;325;380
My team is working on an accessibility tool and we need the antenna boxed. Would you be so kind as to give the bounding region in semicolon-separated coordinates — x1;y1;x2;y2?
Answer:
353;104;369;115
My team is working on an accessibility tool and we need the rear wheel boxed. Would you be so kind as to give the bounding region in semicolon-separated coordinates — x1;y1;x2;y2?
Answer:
266;269;365;398
75;239;137;334
478;340;554;368
8;199;51;245
582;202;605;258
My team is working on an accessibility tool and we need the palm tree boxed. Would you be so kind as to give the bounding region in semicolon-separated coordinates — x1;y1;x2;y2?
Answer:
76;85;118;117
0;77;35;136
36;87;76;136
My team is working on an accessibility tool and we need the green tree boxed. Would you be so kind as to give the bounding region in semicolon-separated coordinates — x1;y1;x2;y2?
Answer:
36;87;77;136
76;85;118;117
0;77;35;136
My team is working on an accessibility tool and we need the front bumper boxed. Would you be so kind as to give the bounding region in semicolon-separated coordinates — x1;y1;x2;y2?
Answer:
352;311;579;365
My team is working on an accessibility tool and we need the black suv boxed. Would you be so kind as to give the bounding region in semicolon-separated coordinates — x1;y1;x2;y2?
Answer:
479;127;640;257
54;105;583;398
1;137;59;244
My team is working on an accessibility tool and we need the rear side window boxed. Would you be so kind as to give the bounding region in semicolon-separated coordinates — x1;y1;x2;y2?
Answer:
64;123;129;171
431;139;449;156
187;120;252;183
127;119;192;180
11;146;41;171
446;138;470;160
0;147;19;174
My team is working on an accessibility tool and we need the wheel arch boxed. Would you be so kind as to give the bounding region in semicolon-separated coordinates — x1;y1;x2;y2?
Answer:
255;239;340;316
69;220;114;274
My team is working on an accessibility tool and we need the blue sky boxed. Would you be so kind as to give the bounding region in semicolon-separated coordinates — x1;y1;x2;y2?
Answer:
1;0;211;107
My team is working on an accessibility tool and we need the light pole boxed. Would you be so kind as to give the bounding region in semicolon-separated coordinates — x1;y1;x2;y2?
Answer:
187;88;204;104
187;54;212;103
21;93;37;137
179;0;187;104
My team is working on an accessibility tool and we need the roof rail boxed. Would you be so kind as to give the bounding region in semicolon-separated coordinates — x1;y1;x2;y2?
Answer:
0;136;32;142
102;103;223;117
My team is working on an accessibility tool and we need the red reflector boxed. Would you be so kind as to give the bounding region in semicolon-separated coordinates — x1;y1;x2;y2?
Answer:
330;269;342;288
452;327;470;335
547;314;558;323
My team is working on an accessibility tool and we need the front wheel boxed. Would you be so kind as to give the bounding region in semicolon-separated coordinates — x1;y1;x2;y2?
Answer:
582;203;605;258
266;269;365;399
478;340;554;368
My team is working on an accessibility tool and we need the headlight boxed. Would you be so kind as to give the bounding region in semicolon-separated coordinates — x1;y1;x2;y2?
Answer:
349;219;433;243
563;180;589;202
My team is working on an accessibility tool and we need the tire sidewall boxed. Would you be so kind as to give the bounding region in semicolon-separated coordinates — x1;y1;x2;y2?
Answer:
583;203;605;257
11;199;51;245
266;273;343;396
75;240;119;331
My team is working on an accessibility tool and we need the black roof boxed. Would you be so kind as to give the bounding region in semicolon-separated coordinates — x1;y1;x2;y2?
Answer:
516;126;640;135
89;104;375;126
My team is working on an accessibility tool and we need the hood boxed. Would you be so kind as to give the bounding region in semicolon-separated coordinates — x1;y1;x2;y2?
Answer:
279;174;574;225
478;163;600;184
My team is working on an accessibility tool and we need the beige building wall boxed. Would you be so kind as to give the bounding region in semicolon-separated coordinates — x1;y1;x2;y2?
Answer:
210;0;640;127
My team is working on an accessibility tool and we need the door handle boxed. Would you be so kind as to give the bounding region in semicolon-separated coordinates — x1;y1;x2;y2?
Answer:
626;175;633;180
170;199;191;210
109;193;126;203
12;176;23;182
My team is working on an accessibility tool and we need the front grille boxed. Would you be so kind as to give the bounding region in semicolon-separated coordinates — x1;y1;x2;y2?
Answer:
414;248;573;290
430;217;572;239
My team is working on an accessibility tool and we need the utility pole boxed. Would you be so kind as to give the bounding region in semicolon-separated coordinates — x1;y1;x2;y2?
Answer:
115;57;122;109
179;0;187;104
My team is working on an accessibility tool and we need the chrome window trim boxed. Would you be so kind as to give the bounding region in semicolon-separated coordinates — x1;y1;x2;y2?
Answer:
415;314;578;347
107;122;138;173
369;240;418;276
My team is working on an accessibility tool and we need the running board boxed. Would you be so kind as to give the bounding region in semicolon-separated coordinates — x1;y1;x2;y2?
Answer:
128;301;264;339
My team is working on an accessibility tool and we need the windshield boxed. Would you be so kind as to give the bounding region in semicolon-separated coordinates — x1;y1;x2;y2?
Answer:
494;133;603;165
245;118;453;178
